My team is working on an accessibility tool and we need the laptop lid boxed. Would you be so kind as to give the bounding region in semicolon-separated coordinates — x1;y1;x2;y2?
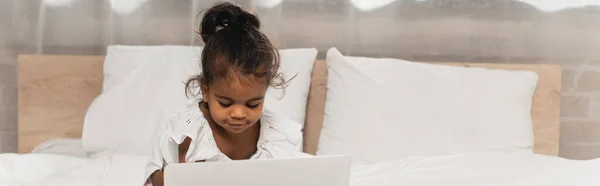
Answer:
164;155;352;186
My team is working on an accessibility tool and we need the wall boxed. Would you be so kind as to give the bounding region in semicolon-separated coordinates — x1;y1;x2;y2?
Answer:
0;0;17;152
0;0;599;159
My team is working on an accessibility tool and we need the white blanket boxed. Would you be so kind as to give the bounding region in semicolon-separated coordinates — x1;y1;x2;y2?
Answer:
1;151;600;186
0;153;149;186
350;151;600;186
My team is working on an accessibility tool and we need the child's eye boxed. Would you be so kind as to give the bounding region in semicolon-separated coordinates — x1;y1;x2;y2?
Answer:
246;103;260;109
218;102;232;107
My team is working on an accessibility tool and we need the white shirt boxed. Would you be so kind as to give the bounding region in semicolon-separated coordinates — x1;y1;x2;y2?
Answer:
145;102;305;182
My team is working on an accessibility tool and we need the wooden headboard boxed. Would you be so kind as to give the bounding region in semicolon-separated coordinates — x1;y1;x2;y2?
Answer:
18;55;105;153
17;55;561;156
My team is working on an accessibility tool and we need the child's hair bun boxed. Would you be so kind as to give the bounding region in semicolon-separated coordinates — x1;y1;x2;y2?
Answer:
199;2;260;43
187;2;288;98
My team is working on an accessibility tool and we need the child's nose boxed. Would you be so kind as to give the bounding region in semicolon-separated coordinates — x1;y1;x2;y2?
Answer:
230;107;247;119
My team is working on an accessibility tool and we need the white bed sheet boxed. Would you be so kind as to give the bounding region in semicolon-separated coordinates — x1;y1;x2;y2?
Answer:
350;150;600;186
31;138;87;158
0;153;149;186
2;150;599;186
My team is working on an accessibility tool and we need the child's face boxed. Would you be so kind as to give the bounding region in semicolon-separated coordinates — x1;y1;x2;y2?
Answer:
202;75;267;134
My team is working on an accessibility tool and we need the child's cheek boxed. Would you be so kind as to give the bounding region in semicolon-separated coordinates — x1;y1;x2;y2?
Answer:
209;109;228;125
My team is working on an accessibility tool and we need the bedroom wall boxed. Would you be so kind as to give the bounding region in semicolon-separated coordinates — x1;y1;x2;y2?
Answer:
0;0;599;158
0;0;17;152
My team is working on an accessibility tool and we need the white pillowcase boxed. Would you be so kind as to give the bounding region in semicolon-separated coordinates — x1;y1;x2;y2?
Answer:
83;46;203;157
317;48;539;165
264;48;319;126
83;45;318;157
101;45;187;93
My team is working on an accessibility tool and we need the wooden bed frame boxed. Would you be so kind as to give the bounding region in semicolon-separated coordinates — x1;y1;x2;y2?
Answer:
17;55;562;156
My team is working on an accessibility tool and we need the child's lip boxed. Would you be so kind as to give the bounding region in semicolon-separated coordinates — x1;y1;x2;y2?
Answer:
227;123;245;127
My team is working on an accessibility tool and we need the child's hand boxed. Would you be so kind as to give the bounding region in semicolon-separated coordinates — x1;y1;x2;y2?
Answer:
150;170;164;186
151;158;167;186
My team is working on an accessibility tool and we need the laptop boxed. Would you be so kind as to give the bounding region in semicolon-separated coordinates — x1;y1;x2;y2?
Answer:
164;155;352;186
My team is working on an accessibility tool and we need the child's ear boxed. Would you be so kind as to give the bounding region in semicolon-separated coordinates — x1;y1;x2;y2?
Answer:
201;85;208;100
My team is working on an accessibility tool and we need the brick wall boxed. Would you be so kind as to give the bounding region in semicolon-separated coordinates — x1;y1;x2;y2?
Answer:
559;66;600;159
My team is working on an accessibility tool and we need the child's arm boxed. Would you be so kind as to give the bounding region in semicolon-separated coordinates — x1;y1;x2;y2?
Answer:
178;137;192;163
150;138;194;186
150;170;164;186
178;137;207;163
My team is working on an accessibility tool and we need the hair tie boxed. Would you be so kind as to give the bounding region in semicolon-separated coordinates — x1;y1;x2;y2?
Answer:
215;18;230;32
221;19;229;27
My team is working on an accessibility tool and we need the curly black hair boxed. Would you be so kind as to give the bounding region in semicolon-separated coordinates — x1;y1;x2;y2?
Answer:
186;2;288;97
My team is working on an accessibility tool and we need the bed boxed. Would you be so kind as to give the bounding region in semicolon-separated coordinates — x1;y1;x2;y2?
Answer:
16;55;560;156
5;46;600;186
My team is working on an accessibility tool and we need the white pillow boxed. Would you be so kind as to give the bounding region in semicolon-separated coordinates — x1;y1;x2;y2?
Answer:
83;46;202;157
264;48;319;126
82;45;317;156
101;45;185;93
317;48;538;165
